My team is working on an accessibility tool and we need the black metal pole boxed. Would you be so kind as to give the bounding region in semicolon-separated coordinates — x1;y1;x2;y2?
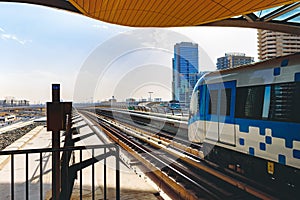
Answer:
116;145;120;200
60;102;72;200
104;147;107;199
11;154;14;200
52;84;61;200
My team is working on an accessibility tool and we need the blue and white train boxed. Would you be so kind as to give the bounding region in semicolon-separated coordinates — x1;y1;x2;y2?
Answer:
188;53;300;192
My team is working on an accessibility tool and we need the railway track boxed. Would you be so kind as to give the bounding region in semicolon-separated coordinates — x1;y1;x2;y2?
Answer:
80;109;277;199
91;109;278;196
93;108;201;156
81;111;219;199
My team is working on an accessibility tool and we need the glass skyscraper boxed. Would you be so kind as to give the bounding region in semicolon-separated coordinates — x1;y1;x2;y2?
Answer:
172;42;199;108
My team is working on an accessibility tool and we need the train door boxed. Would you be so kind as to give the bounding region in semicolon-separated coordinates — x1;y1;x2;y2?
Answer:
205;84;219;141
197;85;207;142
206;81;236;145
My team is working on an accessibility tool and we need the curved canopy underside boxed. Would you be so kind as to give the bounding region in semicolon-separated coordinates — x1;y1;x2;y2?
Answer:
1;0;300;34
69;0;298;27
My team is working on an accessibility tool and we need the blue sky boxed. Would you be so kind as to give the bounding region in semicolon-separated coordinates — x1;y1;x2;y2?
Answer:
0;3;259;103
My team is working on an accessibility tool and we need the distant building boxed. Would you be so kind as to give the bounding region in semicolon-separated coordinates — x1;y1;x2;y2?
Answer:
172;42;199;108
126;98;136;103
0;97;29;107
258;30;300;60
154;98;162;102
139;98;147;102
216;52;254;70
108;96;117;103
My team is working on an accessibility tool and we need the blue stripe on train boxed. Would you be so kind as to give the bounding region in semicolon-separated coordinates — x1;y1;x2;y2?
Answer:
188;116;300;149
235;118;300;149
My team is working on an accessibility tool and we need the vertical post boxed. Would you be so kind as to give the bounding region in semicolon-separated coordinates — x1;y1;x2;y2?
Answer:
40;152;43;200
80;149;82;200
52;84;61;200
115;145;120;200
60;102;72;199
104;147;107;200
26;153;29;200
11;154;14;200
92;149;95;200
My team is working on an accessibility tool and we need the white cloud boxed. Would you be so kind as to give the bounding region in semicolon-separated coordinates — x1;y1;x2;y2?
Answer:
92;23;129;35
92;24;108;29
0;28;31;45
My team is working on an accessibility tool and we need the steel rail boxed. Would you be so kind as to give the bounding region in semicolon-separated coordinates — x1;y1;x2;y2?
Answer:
81;110;223;200
82;109;279;200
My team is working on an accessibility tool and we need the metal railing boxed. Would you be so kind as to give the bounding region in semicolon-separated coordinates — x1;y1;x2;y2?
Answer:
0;144;120;200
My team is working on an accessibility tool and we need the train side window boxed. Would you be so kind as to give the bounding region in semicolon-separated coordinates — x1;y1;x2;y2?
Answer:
220;88;231;116
200;85;207;118
208;90;218;115
269;82;300;123
235;86;264;119
262;85;271;119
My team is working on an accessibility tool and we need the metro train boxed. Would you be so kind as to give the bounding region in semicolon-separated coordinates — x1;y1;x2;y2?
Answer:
188;53;300;193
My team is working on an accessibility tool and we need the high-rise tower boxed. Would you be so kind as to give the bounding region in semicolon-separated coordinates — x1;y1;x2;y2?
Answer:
172;42;199;108
258;30;300;60
216;52;254;70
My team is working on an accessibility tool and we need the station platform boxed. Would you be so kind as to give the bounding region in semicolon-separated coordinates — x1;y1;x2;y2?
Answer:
0;116;160;200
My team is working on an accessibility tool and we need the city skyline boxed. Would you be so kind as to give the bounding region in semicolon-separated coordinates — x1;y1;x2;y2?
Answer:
0;3;258;103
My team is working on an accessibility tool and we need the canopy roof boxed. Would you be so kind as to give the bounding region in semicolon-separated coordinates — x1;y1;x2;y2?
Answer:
1;0;300;34
68;0;299;27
